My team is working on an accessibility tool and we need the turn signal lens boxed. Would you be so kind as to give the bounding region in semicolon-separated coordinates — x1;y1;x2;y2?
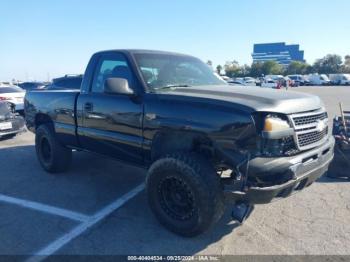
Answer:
264;117;290;132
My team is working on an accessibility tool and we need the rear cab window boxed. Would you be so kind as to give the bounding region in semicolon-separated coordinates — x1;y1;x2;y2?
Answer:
53;78;82;89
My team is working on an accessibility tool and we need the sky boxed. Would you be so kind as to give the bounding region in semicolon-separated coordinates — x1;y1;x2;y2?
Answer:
1;0;350;81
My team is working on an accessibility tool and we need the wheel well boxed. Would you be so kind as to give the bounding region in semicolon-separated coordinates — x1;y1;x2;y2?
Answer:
151;131;215;162
35;113;53;130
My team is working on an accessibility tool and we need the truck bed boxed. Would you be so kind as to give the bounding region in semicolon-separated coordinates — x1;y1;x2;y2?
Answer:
25;90;80;146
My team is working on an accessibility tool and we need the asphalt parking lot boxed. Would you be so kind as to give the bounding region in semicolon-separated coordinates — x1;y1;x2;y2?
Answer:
0;86;349;259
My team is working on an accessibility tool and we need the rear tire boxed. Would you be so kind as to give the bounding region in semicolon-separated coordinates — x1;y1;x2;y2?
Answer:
35;124;72;173
146;153;225;237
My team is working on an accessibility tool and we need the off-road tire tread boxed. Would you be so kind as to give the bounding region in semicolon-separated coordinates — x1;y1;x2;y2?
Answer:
35;124;72;173
146;152;225;237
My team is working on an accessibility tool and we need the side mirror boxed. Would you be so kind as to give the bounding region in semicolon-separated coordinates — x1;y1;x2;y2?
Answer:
104;78;135;96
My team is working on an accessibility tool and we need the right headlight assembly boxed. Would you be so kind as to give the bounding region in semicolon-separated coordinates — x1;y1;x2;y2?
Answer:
255;114;298;156
264;117;290;132
262;116;293;138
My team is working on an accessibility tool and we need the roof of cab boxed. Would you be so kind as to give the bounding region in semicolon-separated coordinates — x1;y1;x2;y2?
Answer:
93;49;194;58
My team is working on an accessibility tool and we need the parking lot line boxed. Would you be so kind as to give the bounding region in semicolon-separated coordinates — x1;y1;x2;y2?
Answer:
0;194;89;222
27;183;145;261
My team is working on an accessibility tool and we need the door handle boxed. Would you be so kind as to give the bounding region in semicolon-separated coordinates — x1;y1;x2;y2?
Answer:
86;113;106;120
84;102;93;112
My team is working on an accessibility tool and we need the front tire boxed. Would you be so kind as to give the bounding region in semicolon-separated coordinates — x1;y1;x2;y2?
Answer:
35;124;72;173
146;153;225;237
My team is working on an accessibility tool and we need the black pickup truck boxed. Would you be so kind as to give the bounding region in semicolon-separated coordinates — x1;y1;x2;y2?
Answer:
25;50;335;236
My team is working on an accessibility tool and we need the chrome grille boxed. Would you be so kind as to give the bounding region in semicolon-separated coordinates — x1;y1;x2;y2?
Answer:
293;112;327;126
297;127;328;147
290;109;329;150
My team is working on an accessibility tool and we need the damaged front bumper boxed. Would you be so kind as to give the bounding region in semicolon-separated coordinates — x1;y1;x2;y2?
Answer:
225;136;335;204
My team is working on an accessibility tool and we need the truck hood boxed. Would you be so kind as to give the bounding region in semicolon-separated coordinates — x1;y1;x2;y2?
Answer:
162;85;323;114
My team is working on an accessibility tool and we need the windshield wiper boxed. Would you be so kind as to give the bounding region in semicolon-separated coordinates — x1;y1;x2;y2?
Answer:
155;84;191;90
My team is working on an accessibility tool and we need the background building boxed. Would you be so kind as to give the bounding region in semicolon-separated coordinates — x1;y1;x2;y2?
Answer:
252;42;305;65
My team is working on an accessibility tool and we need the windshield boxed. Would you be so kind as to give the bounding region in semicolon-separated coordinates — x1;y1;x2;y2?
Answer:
134;53;227;91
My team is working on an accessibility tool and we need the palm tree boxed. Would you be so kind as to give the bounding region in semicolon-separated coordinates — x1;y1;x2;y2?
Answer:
216;65;222;75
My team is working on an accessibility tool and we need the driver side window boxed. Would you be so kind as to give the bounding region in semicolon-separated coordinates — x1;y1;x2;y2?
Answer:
91;54;134;93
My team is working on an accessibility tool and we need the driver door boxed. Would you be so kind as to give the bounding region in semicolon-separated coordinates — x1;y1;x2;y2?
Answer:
77;52;144;164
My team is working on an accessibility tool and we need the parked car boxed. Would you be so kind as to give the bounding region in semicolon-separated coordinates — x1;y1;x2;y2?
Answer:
227;80;246;86
271;76;294;87
263;75;295;88
0;85;25;113
329;74;350;85
255;77;263;86
288;75;310;86
308;74;331;85
221;75;231;82
261;78;278;88
234;77;244;83
243;77;257;86
0;101;25;139
0;82;12;86
265;75;284;81
230;77;256;86
25;49;334;237
46;74;83;90
18;82;46;91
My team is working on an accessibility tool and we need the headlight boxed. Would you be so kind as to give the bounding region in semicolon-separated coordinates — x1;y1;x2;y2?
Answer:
251;113;298;156
258;115;298;156
264;117;290;132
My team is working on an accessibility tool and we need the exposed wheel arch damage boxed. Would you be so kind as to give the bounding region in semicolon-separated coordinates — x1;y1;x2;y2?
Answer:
150;131;215;163
35;113;54;130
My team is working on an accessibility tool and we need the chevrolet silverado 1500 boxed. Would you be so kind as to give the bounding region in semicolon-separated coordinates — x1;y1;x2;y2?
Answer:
25;50;335;236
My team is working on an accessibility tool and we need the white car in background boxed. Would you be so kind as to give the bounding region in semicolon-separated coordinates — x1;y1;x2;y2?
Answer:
329;74;350;85
265;75;284;81
228;77;256;86
243;77;257;86
261;78;278;88
233;77;244;84
0;85;26;112
308;74;331;85
220;75;231;82
227;80;246;86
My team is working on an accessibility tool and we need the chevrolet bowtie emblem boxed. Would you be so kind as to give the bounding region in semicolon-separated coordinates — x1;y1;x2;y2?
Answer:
316;119;326;132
